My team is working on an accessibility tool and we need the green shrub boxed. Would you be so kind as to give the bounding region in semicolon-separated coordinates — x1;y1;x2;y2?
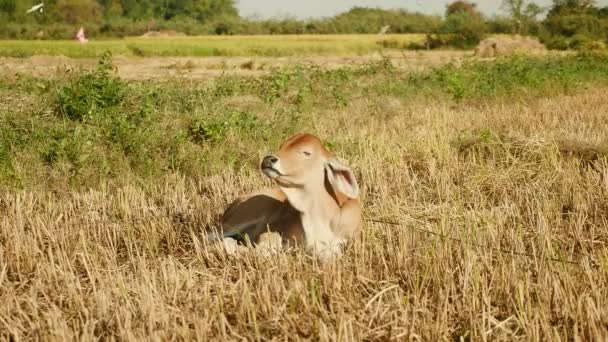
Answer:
422;52;608;100
423;33;464;50
440;11;487;49
544;14;605;38
486;16;517;34
99;17;150;38
189;111;261;144
539;31;570;50
578;40;607;51
541;10;608;51
55;51;126;121
570;33;598;50
421;2;488;51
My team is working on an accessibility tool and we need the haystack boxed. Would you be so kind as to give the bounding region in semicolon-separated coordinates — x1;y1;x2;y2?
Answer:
475;35;547;58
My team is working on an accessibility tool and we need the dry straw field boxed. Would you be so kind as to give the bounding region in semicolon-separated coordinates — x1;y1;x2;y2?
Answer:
1;49;608;340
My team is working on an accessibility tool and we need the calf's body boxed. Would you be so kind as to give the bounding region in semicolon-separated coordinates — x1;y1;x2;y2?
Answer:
218;133;363;259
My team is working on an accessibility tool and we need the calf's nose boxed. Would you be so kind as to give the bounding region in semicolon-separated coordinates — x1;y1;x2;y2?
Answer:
262;155;278;168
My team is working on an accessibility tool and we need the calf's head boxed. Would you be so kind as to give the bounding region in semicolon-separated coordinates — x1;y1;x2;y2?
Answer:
261;133;359;199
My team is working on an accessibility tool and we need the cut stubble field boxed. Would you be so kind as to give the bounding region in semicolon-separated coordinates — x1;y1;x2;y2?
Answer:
0;51;607;340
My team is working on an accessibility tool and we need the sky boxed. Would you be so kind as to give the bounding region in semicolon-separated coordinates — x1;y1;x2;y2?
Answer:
236;0;608;19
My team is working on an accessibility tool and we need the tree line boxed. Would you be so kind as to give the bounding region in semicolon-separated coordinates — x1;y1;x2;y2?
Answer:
0;0;607;50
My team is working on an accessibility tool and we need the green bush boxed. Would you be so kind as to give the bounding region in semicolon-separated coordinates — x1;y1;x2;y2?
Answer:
55;51;127;121
570;33;599;50
486;17;517;34
440;11;487;49
421;34;455;50
189;111;261;144
422;2;488;50
422;52;608;100
99;17;150;37
579;40;607;51
541;34;570;50
544;14;605;38
541;8;608;50
0;22;82;39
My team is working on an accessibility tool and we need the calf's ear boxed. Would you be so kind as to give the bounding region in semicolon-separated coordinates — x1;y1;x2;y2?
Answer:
325;158;359;199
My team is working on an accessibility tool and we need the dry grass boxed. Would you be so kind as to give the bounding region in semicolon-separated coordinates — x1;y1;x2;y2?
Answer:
1;76;608;340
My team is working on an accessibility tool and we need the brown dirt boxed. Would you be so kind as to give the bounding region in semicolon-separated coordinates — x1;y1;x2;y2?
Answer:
0;51;470;81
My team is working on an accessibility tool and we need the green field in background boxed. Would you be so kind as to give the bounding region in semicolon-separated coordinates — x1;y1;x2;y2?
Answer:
0;34;425;58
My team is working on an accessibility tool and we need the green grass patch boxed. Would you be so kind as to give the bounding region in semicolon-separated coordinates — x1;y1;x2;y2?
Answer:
422;52;608;100
1;51;607;190
0;34;424;58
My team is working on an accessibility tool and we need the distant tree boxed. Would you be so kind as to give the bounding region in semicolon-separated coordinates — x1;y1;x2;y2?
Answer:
55;0;103;25
446;1;478;16
547;0;596;16
101;0;124;18
0;0;16;16
150;0;237;22
121;0;152;20
502;0;543;20
0;0;35;22
541;0;608;49
501;0;543;34
189;0;238;22
439;1;486;48
325;7;441;34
